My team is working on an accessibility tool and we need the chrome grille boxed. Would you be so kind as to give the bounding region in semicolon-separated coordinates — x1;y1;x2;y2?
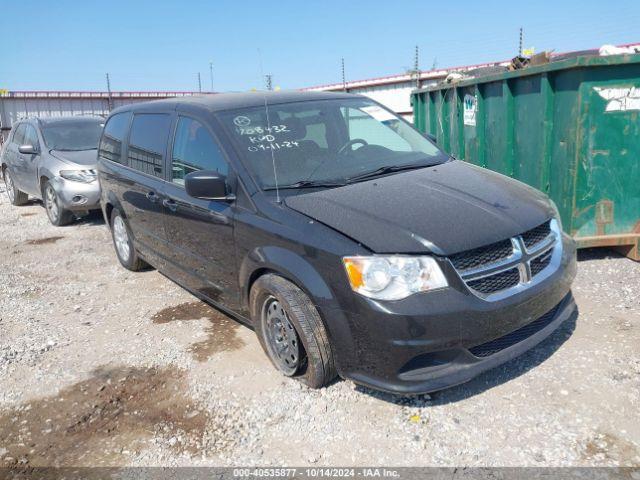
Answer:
522;220;551;249
449;219;561;300
467;267;520;294
449;239;514;272
530;248;553;276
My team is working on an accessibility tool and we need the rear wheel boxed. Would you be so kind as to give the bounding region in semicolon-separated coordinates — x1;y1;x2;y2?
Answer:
3;168;28;206
250;274;336;388
43;181;74;226
110;209;147;271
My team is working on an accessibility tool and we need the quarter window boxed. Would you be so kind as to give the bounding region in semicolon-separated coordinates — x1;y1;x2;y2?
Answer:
98;112;131;165
12;124;26;145
128;114;172;177
171;117;228;185
23;125;40;150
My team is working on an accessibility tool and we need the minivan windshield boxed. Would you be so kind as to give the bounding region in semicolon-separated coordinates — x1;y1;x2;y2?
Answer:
41;118;105;151
217;98;447;189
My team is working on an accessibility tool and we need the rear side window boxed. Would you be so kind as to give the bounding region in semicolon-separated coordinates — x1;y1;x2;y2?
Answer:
12;124;26;145
171;117;228;185
128;114;172;177
98;112;131;165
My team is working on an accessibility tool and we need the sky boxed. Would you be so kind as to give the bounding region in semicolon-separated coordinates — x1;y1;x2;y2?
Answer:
1;0;639;92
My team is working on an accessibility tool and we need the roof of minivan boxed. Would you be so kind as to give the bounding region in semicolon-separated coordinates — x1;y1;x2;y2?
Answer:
111;90;363;114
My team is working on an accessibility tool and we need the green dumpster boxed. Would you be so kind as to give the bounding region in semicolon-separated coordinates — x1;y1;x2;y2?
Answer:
412;54;640;260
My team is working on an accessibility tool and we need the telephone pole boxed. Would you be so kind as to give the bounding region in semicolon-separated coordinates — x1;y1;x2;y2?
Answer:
519;27;523;56
105;73;113;111
197;72;202;93
413;45;420;88
209;62;214;92
341;58;346;92
265;74;273;91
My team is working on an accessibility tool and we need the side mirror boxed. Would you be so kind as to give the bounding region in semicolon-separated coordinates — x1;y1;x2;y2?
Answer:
425;133;437;144
184;170;235;202
19;144;37;155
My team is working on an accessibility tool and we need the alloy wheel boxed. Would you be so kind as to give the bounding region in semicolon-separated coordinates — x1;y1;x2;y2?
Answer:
45;184;59;223
262;296;301;376
4;171;15;203
113;215;131;262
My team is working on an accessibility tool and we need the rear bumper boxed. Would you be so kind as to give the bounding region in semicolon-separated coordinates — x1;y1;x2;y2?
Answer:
50;176;101;211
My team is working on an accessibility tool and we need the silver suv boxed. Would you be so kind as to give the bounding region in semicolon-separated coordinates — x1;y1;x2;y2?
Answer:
1;116;104;225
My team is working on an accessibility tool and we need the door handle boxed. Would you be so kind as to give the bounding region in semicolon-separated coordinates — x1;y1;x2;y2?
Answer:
162;198;178;212
146;191;158;203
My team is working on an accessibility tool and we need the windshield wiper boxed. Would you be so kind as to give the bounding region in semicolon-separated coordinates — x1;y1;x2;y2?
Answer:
264;180;347;191
347;163;430;183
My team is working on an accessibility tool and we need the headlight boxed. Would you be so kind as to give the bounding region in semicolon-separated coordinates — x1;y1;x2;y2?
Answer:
59;169;97;183
549;198;563;231
342;255;448;301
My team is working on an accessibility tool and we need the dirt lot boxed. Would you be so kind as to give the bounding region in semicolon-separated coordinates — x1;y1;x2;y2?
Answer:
0;188;639;468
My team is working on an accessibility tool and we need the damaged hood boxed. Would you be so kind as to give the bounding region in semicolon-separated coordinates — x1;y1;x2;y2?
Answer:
284;160;554;255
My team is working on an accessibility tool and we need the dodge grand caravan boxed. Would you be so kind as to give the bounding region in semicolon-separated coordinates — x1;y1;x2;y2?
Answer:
98;91;577;394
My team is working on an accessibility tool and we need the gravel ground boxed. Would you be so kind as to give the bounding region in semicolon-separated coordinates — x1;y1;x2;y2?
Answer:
0;186;638;468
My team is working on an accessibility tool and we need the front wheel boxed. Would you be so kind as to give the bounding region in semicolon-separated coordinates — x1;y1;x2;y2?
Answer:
250;274;336;388
3;168;28;206
43;181;74;226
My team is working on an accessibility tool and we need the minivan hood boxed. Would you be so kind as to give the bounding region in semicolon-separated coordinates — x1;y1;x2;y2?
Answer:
284;160;554;255
50;149;98;167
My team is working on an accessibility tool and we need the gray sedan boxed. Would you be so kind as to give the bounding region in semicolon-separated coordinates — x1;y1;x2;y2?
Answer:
1;116;104;225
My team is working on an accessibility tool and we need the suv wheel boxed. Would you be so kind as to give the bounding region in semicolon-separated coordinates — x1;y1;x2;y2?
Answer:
110;209;147;271
43;181;74;226
3;168;28;206
250;274;336;388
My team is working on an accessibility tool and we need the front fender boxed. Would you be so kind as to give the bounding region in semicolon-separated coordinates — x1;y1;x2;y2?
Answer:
238;245;355;376
239;246;334;309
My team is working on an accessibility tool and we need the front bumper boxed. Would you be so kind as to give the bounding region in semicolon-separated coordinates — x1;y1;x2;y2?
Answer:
50;176;101;211
321;234;577;395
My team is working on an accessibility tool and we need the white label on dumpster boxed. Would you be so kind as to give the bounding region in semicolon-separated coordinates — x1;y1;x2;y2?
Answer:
594;86;640;112
463;94;477;126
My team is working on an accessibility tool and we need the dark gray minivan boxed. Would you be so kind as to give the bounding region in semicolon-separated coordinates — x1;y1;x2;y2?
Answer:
98;91;577;394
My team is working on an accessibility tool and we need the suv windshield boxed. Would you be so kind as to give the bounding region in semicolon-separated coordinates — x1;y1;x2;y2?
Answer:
41;118;105;151
217;98;446;189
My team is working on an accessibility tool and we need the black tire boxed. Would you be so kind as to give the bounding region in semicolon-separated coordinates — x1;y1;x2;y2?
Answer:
43;180;74;226
3;168;28;206
250;274;336;388
109;208;147;271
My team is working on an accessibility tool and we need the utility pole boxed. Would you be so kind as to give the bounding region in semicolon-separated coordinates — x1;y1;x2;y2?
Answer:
413;45;420;89
197;72;202;93
105;73;113;111
209;62;214;92
431;58;438;71
265;74;273;91
341;58;346;92
519;27;523;56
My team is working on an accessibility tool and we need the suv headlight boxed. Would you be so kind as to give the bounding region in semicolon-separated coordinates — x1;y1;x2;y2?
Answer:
59;169;97;183
342;256;448;301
